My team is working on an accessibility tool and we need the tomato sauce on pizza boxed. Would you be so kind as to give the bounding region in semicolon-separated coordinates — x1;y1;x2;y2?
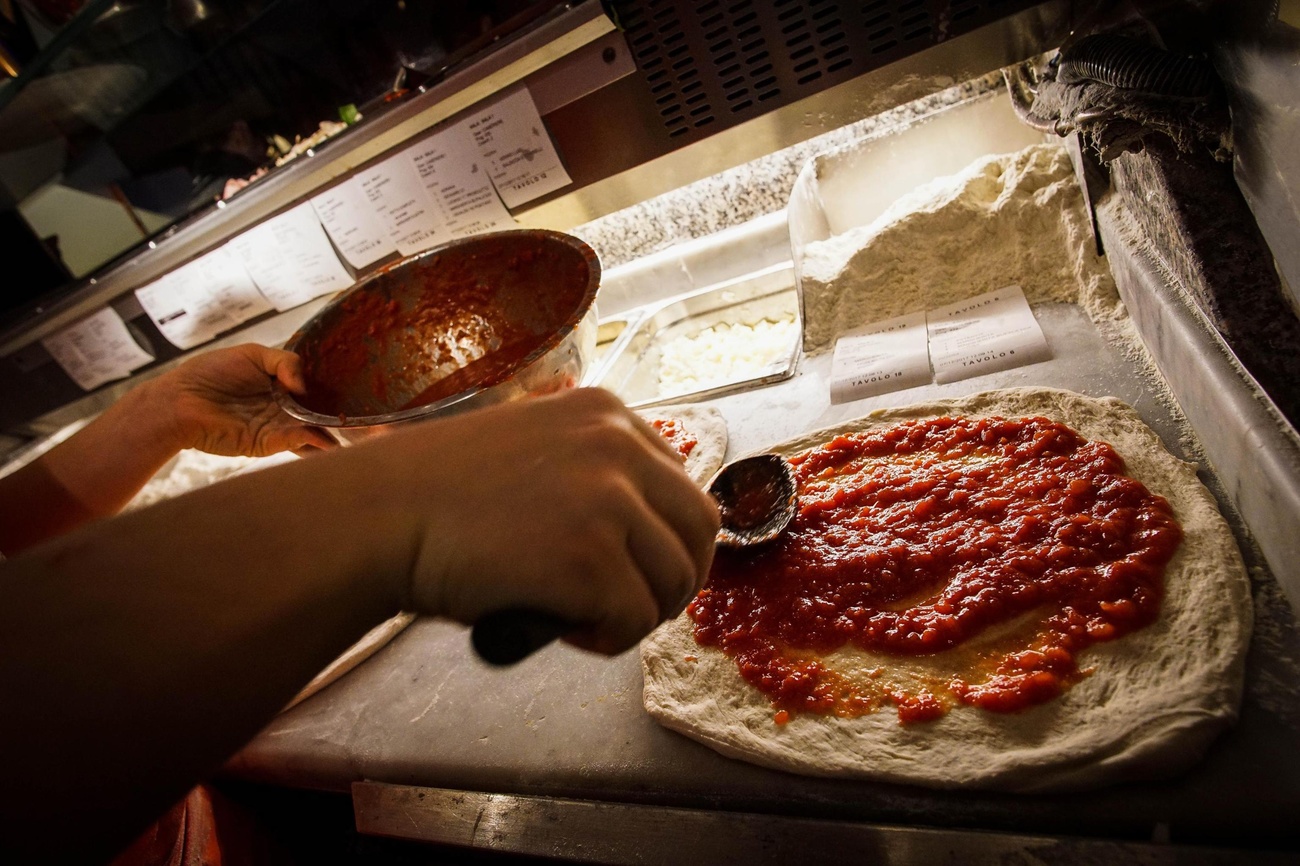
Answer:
689;416;1183;724
651;418;698;462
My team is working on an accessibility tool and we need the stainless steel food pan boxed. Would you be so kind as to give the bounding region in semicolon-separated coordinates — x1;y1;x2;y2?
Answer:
589;263;800;408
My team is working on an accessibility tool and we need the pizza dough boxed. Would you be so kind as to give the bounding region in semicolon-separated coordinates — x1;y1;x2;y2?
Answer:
641;405;729;486
642;388;1252;791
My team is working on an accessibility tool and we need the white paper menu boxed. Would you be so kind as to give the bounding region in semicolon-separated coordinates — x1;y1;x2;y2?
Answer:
135;247;272;349
829;311;931;403
409;123;515;238
469;87;572;208
359;152;450;257
41;307;154;391
311;176;397;269
927;285;1050;384
229;203;354;311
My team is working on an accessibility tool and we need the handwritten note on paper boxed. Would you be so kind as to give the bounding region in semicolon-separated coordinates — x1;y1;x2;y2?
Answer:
229;203;354;312
311;177;397;269
829;311;932;403
469;88;572;209
927;286;1050;384
359;153;449;257
135;247;272;350
41;307;154;391
409;123;514;239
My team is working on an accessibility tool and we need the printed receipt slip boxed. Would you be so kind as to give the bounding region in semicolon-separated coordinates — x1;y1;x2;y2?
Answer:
829;311;931;403
829;286;1050;403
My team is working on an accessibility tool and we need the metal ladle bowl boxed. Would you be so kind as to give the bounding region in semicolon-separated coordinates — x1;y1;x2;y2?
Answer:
710;453;798;548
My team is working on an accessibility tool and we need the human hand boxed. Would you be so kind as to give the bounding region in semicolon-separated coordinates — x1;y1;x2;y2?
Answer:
157;344;337;457
363;388;720;656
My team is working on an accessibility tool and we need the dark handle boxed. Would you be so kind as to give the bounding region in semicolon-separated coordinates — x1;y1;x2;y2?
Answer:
471;608;574;665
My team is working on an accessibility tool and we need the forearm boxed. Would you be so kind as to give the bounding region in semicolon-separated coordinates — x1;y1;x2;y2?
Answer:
0;452;410;861
0;388;719;862
0;378;186;554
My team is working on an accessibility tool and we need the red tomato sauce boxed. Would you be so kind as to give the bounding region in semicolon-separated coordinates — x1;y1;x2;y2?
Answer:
296;243;589;420
715;462;786;531
688;416;1182;725
650;418;698;462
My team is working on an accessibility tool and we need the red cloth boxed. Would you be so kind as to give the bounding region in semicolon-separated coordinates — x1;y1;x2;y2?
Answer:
111;786;257;866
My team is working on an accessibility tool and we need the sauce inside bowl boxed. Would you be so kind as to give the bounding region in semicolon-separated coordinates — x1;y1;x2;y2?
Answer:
289;232;597;421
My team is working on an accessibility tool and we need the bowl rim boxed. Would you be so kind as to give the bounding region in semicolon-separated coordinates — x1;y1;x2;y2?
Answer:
273;228;601;428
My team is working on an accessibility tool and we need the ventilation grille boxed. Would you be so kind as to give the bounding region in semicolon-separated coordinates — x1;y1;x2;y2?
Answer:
612;0;1041;140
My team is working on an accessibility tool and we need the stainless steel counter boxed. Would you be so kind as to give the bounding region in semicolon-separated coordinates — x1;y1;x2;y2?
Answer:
226;300;1300;853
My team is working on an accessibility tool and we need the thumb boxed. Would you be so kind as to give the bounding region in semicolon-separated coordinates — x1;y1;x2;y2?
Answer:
241;344;310;396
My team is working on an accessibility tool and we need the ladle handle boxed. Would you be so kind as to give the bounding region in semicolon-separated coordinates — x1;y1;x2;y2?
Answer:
471;608;573;665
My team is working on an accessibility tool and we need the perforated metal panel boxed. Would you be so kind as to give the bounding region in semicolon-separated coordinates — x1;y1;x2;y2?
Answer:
610;0;1044;140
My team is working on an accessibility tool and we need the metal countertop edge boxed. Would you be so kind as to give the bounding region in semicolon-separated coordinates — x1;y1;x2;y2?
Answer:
1095;196;1300;612
351;781;1294;864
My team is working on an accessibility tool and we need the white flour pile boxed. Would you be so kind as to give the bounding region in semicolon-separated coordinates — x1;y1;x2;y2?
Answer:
799;143;1120;354
657;315;797;398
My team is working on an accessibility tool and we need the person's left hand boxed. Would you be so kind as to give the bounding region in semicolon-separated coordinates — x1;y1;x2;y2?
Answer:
159;344;337;457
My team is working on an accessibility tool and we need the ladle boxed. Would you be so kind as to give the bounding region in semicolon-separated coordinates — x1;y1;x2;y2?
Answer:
472;454;798;665
709;453;798;548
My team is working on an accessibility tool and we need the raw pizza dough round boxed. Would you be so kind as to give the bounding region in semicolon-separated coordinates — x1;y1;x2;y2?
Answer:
642;388;1252;791
640;405;729;486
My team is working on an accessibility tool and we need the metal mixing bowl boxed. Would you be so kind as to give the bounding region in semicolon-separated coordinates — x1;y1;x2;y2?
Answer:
276;229;600;444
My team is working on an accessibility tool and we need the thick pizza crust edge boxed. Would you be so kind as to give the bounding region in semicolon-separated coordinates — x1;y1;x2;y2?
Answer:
641;387;1253;792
